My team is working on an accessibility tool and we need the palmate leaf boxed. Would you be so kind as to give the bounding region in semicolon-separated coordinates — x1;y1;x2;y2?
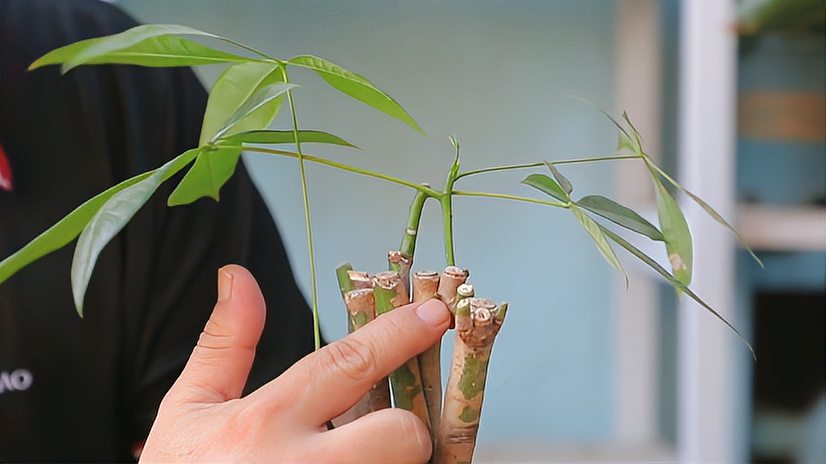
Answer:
169;63;285;206
576;195;664;241
31;35;249;70
288;55;423;134
599;224;755;359
652;177;693;286
70;149;200;315
29;24;237;73
521;174;570;203
223;129;357;148
570;205;627;285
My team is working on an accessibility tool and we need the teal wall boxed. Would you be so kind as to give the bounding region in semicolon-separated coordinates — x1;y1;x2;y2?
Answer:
120;0;619;444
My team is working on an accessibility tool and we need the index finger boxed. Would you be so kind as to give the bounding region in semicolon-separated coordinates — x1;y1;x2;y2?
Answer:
247;298;450;427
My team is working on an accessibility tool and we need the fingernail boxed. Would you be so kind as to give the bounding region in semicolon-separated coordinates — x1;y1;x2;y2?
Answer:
416;299;450;327
218;268;233;302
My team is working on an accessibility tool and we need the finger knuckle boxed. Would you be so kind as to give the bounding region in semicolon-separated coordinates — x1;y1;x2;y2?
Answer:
323;338;376;382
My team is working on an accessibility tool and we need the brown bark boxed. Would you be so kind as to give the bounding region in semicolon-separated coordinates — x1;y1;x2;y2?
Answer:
435;298;507;464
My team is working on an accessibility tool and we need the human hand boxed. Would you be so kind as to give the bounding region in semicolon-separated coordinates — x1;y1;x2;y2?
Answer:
140;264;450;463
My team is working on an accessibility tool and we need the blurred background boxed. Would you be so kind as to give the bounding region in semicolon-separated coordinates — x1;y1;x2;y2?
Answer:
117;0;825;462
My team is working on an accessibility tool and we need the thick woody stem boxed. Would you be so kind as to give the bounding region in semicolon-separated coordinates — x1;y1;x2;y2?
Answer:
388;250;412;299
436;298;508;464
412;270;442;446
335;264;391;414
344;288;391;415
373;271;431;430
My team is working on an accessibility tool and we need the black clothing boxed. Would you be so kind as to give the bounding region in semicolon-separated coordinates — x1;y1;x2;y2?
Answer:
0;0;316;460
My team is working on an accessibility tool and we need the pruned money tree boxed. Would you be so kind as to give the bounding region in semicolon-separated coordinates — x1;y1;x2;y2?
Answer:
0;25;760;464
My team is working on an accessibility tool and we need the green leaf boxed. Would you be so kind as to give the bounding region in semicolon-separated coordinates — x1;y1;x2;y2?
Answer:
548;164;573;194
223;129;357;148
32;35;249;69
167;145;242;206
599;224;754;359
648;162;763;267
620;112;643;150
288;55;423;134
521;174;570;203
0;149;198;284
71;149;198;315
577;195;664;241
199;62;281;145
213;82;298;140
570;205;626;282
0;174;150;283
30;24;230;72
617;131;637;153
653;178;693;285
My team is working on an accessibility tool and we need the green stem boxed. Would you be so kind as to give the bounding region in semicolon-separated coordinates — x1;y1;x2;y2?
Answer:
399;190;430;259
441;142;461;267
234;146;440;196
454;154;641;181
281;68;322;351
451;190;570;209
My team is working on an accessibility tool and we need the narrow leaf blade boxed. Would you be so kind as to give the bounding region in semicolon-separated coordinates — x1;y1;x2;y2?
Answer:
213;82;297;140
0;172;153;282
548;164;573;194
521;174;570;203
650;163;764;267
30;24;223;72
0;148;199;284
72;174;164;315
167;145;242;206
653;178;693;285
577;195;664;241
70;149;199;314
199;62;281;145
224;129;357;148
80;35;250;67
288;55;423;134
571;206;626;282
600;224;754;358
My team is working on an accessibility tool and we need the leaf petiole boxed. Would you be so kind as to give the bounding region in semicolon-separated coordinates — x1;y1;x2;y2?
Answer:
451;190;570;209
234;146;440;196
454;154;641;181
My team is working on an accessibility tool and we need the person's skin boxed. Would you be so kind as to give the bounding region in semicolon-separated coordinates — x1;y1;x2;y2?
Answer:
140;264;451;463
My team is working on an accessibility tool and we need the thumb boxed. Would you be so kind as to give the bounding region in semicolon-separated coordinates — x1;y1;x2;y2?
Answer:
167;264;266;404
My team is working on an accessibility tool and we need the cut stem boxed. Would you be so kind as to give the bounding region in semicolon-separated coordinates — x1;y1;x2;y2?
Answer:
435;298;508;464
412;270;443;447
373;271;431;430
388;251;412;299
343;288;392;414
336;265;391;416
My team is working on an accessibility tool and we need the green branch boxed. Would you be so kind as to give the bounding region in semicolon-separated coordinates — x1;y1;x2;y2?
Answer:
454;154;641;181
451;190;570;209
235;146;440;196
